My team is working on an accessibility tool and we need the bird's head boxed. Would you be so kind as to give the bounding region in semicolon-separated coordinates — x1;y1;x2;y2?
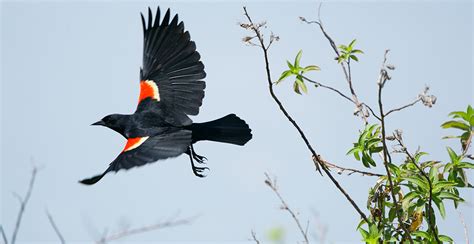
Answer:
92;114;129;137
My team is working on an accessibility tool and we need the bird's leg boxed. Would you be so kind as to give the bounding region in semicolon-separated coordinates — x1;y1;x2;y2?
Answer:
188;146;209;178
190;144;207;164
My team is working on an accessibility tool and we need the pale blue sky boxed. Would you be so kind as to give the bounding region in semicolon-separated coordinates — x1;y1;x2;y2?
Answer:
1;1;473;243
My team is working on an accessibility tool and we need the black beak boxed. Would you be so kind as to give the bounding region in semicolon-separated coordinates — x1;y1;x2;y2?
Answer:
91;120;105;126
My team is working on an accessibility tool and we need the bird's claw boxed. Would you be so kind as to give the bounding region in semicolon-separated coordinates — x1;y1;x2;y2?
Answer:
192;166;209;178
193;153;207;164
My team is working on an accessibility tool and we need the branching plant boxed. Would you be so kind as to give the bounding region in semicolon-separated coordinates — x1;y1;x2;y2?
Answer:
1;167;195;244
241;5;472;243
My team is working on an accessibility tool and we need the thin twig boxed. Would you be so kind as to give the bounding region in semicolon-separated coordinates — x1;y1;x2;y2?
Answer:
457;210;470;244
376;50;414;244
303;75;381;121
243;6;368;223
394;133;439;243
97;216;197;244
11;167;38;244
46;209;65;244
384;98;421;117
0;225;7;244
250;230;260;244
302;76;354;103
264;173;309;244
301;4;368;124
321;157;383;177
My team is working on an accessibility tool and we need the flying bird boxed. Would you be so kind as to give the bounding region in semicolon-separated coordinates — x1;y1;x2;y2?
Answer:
79;7;252;185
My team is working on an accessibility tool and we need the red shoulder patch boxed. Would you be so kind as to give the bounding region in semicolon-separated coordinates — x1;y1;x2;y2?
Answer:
138;80;160;103
123;137;149;152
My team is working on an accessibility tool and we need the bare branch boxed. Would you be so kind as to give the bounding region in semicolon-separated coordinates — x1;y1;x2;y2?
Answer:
458;210;470;244
250;230;260;244
377;50;414;243
0;225;8;244
46;209;65;244
301;3;368;124
97;215;197;244
385;98;421;117
320;157;383;177
302;75;381;121
11;167;38;244
302;76;354;103
242;6;368;222
264;173;309;244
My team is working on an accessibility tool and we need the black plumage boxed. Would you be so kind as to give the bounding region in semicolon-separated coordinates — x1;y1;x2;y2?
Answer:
80;7;252;185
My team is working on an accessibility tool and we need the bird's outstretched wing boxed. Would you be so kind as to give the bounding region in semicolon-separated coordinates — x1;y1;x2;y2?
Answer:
79;129;191;185
137;7;206;120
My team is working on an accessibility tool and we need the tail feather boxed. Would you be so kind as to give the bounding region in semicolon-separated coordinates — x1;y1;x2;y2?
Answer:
191;114;252;146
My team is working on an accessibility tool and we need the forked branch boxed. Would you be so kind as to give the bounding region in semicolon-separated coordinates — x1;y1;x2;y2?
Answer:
97;215;197;244
46;209;66;244
377;50;414;244
264;173;309;243
242;6;368;223
11;167;39;244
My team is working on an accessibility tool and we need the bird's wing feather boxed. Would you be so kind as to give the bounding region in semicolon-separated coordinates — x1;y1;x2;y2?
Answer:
137;7;206;118
79;129;191;185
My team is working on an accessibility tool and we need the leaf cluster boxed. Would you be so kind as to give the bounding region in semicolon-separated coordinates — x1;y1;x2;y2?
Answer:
357;106;473;243
277;50;320;94
337;39;364;63
347;124;383;168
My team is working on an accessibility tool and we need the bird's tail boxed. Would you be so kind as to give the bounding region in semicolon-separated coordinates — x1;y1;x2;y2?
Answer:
190;114;252;146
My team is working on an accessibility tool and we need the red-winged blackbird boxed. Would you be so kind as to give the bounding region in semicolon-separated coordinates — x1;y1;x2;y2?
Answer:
79;7;252;185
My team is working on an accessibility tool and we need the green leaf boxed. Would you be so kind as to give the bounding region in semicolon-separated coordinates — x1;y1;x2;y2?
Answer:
439;235;454;243
347;147;360;156
442;135;461;140
441;120;470;131
350;55;359;62
293;80;301;95
403;176;429;191
412;230;430;239
402;191;419;211
354;151;361;161
370;146;383;154
433;181;457;193
458;162;474;169
338;44;348;50
388;207;397;222
366;138;381;148
446;147;459;164
359;228;369;239
348;39;356;49
448;111;467;120
296;77;307;94
432;196;446;219
414;152;428;163
356;219;367;231
277;70;292;84
294;50;303;68
438;191;463;201
267;227;285;242
352;49;364;54
467;105;473;116
287;60;294;70
302;65;320;72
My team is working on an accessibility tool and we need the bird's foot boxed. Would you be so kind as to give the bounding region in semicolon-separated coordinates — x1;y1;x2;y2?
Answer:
192;152;207;164
191;164;209;178
188;146;209;178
